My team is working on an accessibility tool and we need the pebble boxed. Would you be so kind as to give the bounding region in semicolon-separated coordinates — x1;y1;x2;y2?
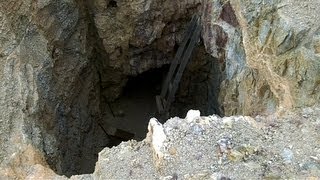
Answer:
282;148;294;164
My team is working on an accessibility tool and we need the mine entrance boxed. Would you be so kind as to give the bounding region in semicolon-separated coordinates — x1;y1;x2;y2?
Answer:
51;11;226;176
106;65;169;140
52;42;222;178
103;45;222;144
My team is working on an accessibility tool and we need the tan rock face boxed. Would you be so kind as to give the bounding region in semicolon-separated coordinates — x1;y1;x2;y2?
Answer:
202;0;320;116
0;0;102;177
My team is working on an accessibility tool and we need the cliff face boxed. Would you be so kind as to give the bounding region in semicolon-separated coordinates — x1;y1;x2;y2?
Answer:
0;0;202;177
0;0;319;178
0;0;97;176
202;0;320;115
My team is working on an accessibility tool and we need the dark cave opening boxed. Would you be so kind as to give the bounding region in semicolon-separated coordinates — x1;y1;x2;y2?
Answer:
103;44;224;144
108;0;118;8
168;44;224;118
49;43;224;178
49;7;225;176
106;65;170;140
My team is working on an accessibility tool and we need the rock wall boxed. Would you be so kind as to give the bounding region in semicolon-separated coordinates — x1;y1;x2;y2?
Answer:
0;0;105;176
202;0;320;116
91;0;201;101
0;0;203;177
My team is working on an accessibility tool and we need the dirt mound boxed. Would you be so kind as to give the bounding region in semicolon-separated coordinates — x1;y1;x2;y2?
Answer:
89;106;320;179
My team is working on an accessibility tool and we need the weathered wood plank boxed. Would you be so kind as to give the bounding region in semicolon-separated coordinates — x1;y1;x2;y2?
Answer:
98;120;135;140
160;15;198;98
156;14;201;115
165;17;201;112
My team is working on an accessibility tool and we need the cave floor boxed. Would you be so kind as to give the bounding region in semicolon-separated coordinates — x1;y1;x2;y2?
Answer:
107;86;158;140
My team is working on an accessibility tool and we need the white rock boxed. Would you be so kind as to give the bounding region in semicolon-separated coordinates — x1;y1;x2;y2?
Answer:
185;110;201;122
147;118;167;160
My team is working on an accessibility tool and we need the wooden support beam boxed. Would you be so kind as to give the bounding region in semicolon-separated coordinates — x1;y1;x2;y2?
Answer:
165;19;201;112
98;120;135;140
156;14;201;116
160;15;198;98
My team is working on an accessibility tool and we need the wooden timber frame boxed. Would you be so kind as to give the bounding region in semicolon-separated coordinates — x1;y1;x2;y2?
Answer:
156;14;201;117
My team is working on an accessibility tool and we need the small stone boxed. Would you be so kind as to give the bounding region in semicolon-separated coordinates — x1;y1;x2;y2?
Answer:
160;175;174;180
222;117;233;129
282;148;294;164
217;137;232;153
190;124;204;135
234;145;257;161
301;162;320;171
185;110;201;122
168;147;177;155
228;150;244;162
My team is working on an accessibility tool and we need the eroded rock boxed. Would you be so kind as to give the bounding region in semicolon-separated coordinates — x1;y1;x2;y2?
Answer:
202;0;320;116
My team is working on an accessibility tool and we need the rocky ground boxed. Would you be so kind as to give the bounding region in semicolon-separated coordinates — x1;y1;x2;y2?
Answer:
90;106;320;179
2;105;319;179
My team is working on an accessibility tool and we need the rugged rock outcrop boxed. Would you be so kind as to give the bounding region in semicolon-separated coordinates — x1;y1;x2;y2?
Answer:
0;0;102;176
0;0;319;178
202;0;320;115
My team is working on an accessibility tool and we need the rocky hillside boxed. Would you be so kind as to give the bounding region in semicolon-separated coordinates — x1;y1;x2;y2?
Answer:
0;0;319;179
